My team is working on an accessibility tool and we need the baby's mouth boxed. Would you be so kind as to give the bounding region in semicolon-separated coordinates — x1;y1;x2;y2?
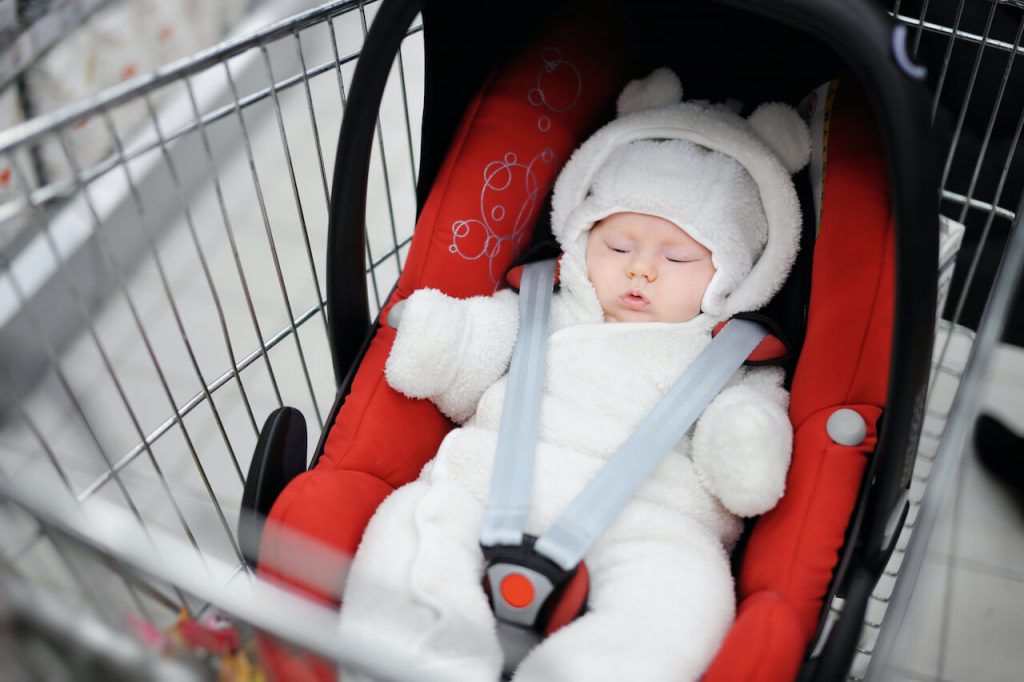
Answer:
620;289;650;310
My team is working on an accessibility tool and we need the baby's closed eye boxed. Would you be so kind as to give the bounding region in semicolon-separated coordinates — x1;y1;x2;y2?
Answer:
605;238;633;253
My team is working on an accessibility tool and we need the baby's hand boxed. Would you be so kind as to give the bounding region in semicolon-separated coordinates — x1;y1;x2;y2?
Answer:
692;384;791;517
383;287;520;424
385;289;463;400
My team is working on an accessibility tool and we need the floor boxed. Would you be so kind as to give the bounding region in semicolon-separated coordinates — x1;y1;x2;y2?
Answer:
1;4;1023;680
877;339;1024;682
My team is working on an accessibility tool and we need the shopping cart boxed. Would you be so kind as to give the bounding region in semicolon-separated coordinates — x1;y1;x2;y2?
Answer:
0;0;1020;680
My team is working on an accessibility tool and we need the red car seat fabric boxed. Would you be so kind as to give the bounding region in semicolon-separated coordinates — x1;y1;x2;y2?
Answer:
704;83;895;680
703;591;805;681
258;1;625;615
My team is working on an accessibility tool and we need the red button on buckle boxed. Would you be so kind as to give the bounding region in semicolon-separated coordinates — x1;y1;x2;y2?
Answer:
500;573;535;608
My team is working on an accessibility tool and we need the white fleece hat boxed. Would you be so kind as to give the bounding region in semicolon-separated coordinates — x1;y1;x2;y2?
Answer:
551;68;811;318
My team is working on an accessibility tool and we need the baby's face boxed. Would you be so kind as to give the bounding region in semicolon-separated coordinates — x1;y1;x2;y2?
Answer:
585;212;715;323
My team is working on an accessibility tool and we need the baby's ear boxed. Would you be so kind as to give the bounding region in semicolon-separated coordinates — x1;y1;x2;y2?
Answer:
616;67;683;115
747;102;811;173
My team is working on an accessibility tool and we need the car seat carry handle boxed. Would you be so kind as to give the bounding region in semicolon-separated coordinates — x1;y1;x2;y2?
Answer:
533;317;768;570
480;258;558;549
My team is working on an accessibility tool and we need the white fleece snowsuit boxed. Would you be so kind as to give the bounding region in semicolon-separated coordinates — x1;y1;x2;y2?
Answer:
339;68;810;682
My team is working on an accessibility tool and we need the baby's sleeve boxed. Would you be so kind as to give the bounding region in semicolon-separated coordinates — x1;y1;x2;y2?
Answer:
384;287;520;424
691;365;793;517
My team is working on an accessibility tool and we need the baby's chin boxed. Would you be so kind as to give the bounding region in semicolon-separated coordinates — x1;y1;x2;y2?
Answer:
603;306;700;324
605;309;670;323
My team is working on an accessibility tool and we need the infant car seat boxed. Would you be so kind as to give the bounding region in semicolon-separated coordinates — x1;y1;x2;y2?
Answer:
240;1;939;680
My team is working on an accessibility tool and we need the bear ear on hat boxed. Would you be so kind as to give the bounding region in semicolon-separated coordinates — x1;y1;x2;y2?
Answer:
747;102;812;173
616;68;683;115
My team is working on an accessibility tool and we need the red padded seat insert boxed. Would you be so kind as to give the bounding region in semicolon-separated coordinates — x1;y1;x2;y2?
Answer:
705;83;895;680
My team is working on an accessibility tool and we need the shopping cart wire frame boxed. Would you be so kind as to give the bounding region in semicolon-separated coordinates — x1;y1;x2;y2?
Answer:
1;0;423;676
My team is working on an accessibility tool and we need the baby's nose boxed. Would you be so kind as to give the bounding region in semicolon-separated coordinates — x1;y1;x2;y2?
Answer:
627;257;656;282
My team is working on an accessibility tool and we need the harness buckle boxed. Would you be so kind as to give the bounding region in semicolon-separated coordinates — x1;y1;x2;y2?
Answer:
482;534;588;633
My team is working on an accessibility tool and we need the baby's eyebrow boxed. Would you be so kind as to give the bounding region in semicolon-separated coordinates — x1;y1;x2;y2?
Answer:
605;234;635;245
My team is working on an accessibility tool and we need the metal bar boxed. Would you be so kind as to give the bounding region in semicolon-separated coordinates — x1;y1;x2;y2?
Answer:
370;235;413;270
948;111;1024;313
93;547;193;617
0;477;476;682
0;573;202;681
0;0;374;154
396;41;419;191
53;527;162;623
292;28;334;342
325;12;384;311
940;189;1016;221
938;0;999;191
57;120;208;556
127;91;248;566
0;0;115;91
326;15;351;109
191;562;248;619
91;110;248;593
0;368;73;494
910;0;933;58
1;52;357;223
4;156;148;528
365;242;384;312
5;525;44;565
221;60;287;408
930;0;969;123
2;496;183;621
0;23;423;228
177;77;261;441
135;91;248;481
259;42;325;428
359;4;405;279
934;93;1024;382
77;298;327;502
892;10;1024;57
955;9;1024;228
37;525;121;623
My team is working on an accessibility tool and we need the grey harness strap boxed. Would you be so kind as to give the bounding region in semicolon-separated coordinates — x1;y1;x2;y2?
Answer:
479;258;767;571
480;258;558;548
534;316;767;569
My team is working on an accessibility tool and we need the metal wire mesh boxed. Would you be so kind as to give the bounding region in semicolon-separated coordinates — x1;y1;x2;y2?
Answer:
893;0;1024;335
0;1;422;676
